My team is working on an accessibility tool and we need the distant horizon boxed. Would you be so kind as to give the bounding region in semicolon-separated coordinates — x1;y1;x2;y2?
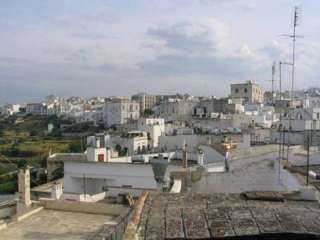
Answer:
1;0;320;103
2;85;320;106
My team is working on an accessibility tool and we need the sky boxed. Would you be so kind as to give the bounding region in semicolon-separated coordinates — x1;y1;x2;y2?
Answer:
0;0;319;104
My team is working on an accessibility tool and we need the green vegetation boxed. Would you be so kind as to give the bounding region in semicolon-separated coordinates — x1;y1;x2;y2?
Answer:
143;109;155;117
0;115;85;183
0;181;16;194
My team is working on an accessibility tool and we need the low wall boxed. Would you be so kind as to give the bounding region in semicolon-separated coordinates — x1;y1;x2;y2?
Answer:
0;207;14;219
231;144;279;160
62;192;106;202
40;200;128;216
102;209;133;240
231;144;302;160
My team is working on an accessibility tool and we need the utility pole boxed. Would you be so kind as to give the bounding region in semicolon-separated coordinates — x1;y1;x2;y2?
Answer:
278;123;282;179
278;61;292;161
279;61;293;160
271;62;276;105
282;127;286;161
278;62;283;168
306;133;310;185
306;121;315;185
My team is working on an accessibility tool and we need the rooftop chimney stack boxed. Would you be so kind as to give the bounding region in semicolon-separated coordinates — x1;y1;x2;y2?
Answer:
17;167;32;213
182;140;188;169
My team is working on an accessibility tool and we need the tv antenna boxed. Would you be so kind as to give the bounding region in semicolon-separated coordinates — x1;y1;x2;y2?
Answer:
280;6;303;163
280;6;303;101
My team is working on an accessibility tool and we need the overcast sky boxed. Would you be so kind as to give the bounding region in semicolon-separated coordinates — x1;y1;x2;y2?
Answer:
0;0;319;104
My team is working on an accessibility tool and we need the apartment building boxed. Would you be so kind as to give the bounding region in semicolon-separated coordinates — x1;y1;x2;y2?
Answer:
153;100;197;121
137;118;165;148
104;99;140;126
231;81;264;104
281;108;320;131
194;98;244;118
132;93;157;114
244;104;279;128
26;103;48;115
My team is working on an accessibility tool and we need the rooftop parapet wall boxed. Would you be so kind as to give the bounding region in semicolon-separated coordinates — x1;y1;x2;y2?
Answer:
40;199;129;216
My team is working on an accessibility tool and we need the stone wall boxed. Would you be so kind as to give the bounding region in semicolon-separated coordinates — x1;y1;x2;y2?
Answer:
40;199;128;216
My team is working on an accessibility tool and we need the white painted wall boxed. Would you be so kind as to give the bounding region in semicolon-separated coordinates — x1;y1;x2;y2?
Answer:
111;134;148;155
104;101;140;126
87;147;107;162
137;118;165;148
64;161;158;198
199;145;225;163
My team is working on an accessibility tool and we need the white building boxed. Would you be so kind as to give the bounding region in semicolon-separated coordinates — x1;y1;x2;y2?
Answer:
244;104;279;128
62;142;223;201
137;118;165;148
231;81;264;104
26;103;47;115
282;108;320;131
153;100;197;121
111;131;149;155
132;93;157;114
195;98;244;118
73;111;104;125
0;104;21;115
104;99;140;126
50;132;230;201
86;134;110;162
63;161;158;201
303;97;320;108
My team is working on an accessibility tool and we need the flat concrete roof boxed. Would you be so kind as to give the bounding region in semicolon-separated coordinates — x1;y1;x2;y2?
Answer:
138;192;320;239
1;209;115;240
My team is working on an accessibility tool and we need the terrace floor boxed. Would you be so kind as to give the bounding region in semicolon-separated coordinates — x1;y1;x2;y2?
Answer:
137;192;320;239
1;209;115;240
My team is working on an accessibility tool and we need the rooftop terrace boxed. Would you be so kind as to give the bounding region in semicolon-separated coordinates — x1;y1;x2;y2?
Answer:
0;200;131;240
137;192;320;239
1;209;113;240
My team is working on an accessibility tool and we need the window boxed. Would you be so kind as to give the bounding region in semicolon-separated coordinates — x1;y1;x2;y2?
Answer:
244;88;247;93
235;88;239;93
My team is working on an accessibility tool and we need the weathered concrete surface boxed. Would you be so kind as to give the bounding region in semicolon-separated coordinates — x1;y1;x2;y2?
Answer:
137;192;320;239
40;199;128;216
0;209;115;240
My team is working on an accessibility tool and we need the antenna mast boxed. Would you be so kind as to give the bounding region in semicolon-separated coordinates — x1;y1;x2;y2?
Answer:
290;6;302;100
271;62;276;105
282;6;303;160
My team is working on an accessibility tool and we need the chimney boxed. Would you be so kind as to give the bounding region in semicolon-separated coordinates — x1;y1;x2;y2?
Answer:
51;182;63;200
17;167;32;213
182;141;188;169
197;147;204;166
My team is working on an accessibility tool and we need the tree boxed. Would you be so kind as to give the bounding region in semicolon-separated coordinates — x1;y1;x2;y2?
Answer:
115;144;122;154
69;141;83;153
29;130;38;137
143;109;154;117
17;159;28;169
48;128;62;138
